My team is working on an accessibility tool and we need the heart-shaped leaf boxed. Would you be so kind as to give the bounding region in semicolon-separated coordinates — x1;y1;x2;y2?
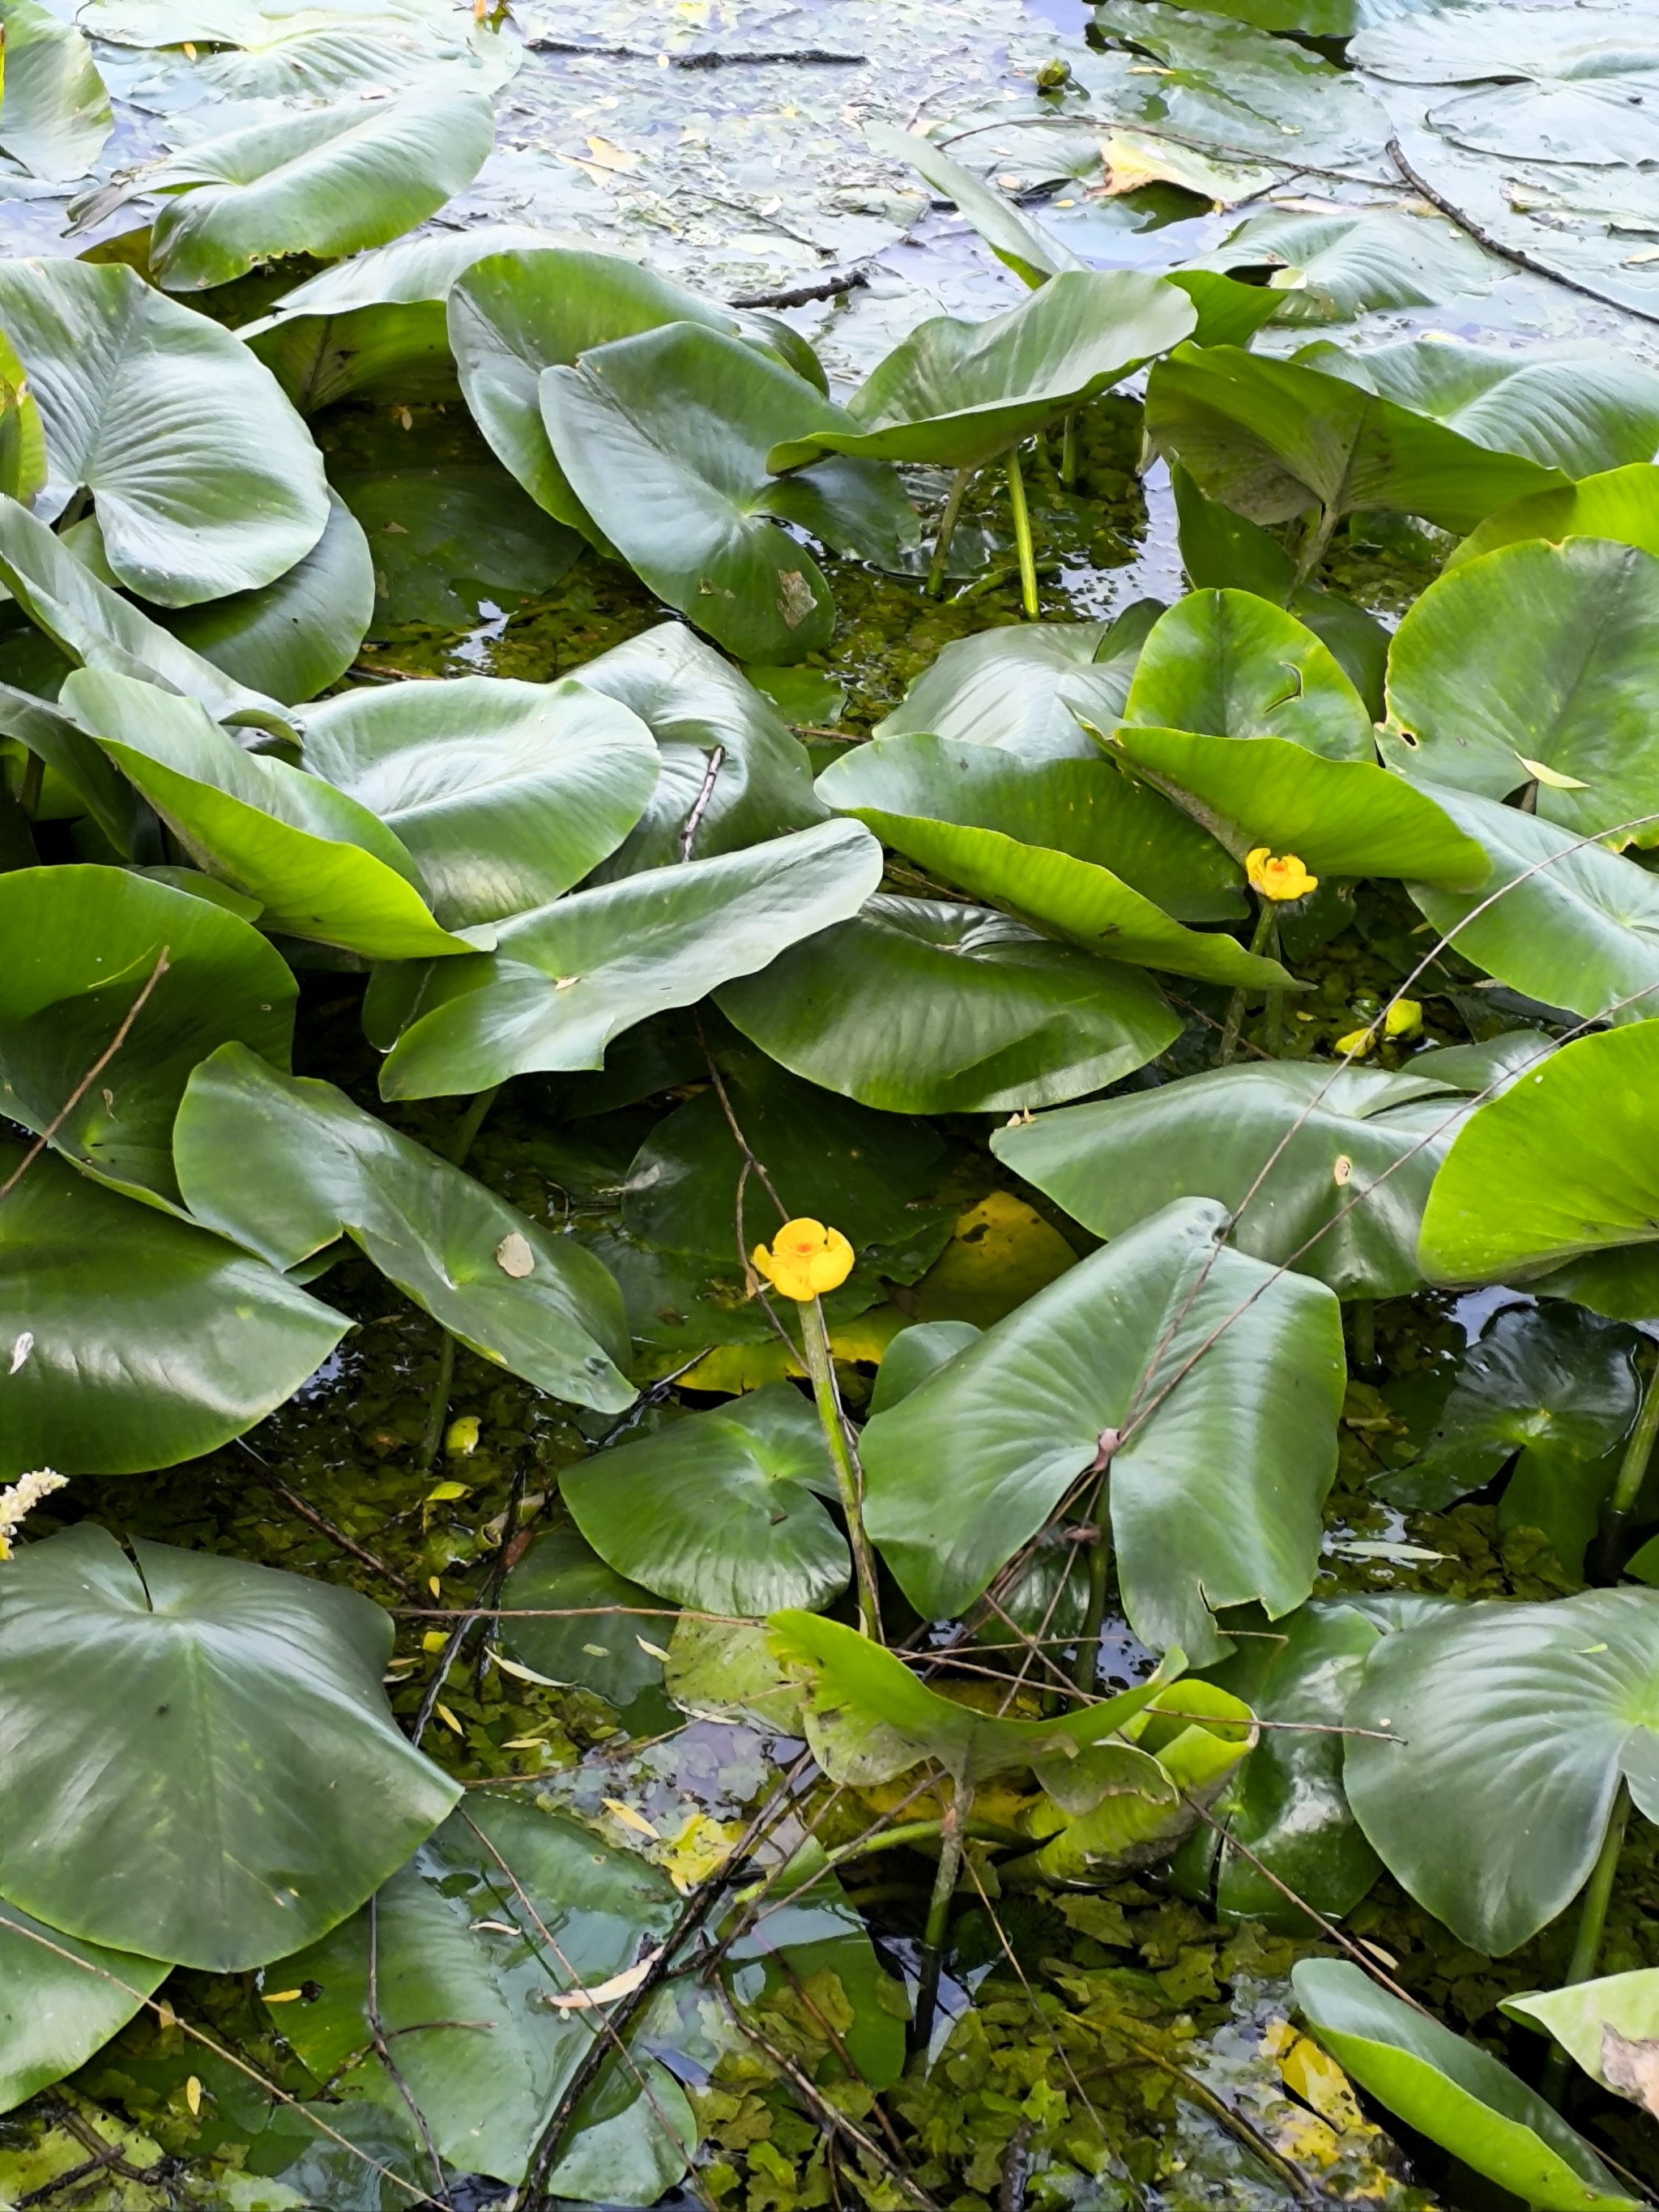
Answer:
262;1794;693;2191
1186;210;1494;326
719;894;1181;1114
376;819;885;1099
541;323;917;662
0;1140;347;1477
1452;462;1659;571
145;87;495;292
0;1901;168;2117
1145;342;1563;537
337;458;581;631
0;1525;458;1969
1406;785;1659;1027
1344;1588;1659;1954
174;1043;634;1413
1120;589;1375;760
767;271;1196;471
0;259;328;605
1384;539;1659;844
572;621;823;872
1505;1968;1659;2109
1110;726;1488;885
498;1524;669;1718
64;668;476;961
0;865;294;1203
996;1062;1473;1298
862;1197;1345;1660
299;675;659;928
0;0;111;181
562;1383;847;1615
818;737;1282;989
1294;1961;1640;2212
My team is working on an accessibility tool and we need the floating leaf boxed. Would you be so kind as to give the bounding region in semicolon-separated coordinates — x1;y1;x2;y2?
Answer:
1452;461;1659;570
0;1901;168;2117
1505;1969;1659;2110
1120;589;1375;761
0;0;110;181
498;1524;670;1717
1187;210;1493;326
336;460;581;631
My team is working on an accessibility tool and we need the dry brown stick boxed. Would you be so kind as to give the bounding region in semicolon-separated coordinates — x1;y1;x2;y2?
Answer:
729;266;872;308
680;744;726;860
0;946;169;1203
258;1473;421;1601
368;1893;453;2205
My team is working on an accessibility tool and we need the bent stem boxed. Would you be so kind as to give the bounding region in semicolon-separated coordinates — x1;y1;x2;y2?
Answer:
1593;1350;1659;1580
1006;445;1039;617
914;1779;974;2052
416;1085;502;1475
1541;1782;1628;2107
927;464;975;597
1219;903;1279;1067
1071;1477;1113;1694
800;1295;884;1641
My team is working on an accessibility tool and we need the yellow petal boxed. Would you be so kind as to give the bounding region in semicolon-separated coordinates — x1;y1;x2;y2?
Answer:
1383;998;1422;1038
1516;753;1588;791
185;2077;203;2116
1335;1027;1375;1058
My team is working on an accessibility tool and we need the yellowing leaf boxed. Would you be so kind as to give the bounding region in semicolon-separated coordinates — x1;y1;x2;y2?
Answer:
490;1647;561;1687
907;1190;1077;1330
421;1629;449;1653
263;1988;303;2003
602;1796;661;1840
541;1948;661;2008
1516;754;1589;791
663;1811;742;1891
1282;2034;1363;2129
184;2076;203;2116
425;1479;470;1502
435;1702;464;1735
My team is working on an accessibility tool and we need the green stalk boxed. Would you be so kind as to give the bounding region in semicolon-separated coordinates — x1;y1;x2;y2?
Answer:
1006;446;1039;618
1594;1351;1659;1579
1060;411;1078;488
926;465;974;597
415;1085;501;1476
800;1295;883;1641
1219;902;1279;1067
16;752;42;822
1071;1476;1112;1694
1350;1297;1376;1378
913;1780;974;2052
1541;1784;1628;2106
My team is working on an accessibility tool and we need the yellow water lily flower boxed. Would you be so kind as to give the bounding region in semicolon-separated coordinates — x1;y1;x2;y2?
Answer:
752;1217;855;1301
1335;1026;1375;1059
1246;846;1319;901
1383;997;1422;1039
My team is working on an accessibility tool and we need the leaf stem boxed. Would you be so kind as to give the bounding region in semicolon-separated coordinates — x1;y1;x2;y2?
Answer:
1541;1782;1628;2106
926;464;975;597
1594;1350;1659;1579
1071;1479;1113;1694
1350;1297;1376;1378
800;1295;884;1640
1060;411;1078;488
1006;446;1039;617
913;1780;973;2052
1219;903;1278;1067
415;1085;501;1475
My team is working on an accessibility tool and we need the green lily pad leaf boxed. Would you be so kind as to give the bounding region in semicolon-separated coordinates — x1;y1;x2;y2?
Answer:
870;1319;982;1416
770;1606;1182;1788
449;245;799;531
336;460;582;633
1384;539;1659;845
153;5;518;108
0;1899;169;2118
1406;786;1659;1028
1505;1968;1659;2108
1145;342;1563;538
376;819;885;1099
862;1196;1345;1660
0;0;110;180
1187;210;1494;326
1301;338;1659;481
872;603;1164;764
767;270;1196;473
262;1794;692;2191
0;260;328;607
0;1524;457;1970
145;88;495;293
174;1043;633;1413
719;894;1181;1115
864;121;1083;288
299;676;659;929
241;224;574;411
0;1140;346;1477
1120;589;1375;761
541;323;916;663
161;491;373;708
1380;1304;1641;1576
498;1524;670;1720
818;737;1281;988
1109;726;1487;886
0;496;291;740
1294;1960;1640;2212
63;668;476;961
1452;462;1659;571
0;682;139;856
1344;1588;1659;1954
0;865;294;1204
1195;1601;1384;1927
620;1040;951;1286
664;1612;807;1733
996;1063;1472;1298
562;1383;847;1616
1419;1025;1659;1294
572;620;823;875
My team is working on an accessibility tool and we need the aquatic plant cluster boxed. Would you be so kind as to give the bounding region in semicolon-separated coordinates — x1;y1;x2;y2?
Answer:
5;0;1659;2203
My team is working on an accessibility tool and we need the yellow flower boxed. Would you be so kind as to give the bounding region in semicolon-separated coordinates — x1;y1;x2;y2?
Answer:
1383;997;1422;1039
752;1217;855;1302
1246;847;1319;902
1335;1026;1375;1059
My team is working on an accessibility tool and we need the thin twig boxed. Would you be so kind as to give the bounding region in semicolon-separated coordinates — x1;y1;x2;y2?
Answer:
0;946;169;1203
680;744;726;860
368;1893;453;2205
255;1473;421;1601
729;266;872;308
